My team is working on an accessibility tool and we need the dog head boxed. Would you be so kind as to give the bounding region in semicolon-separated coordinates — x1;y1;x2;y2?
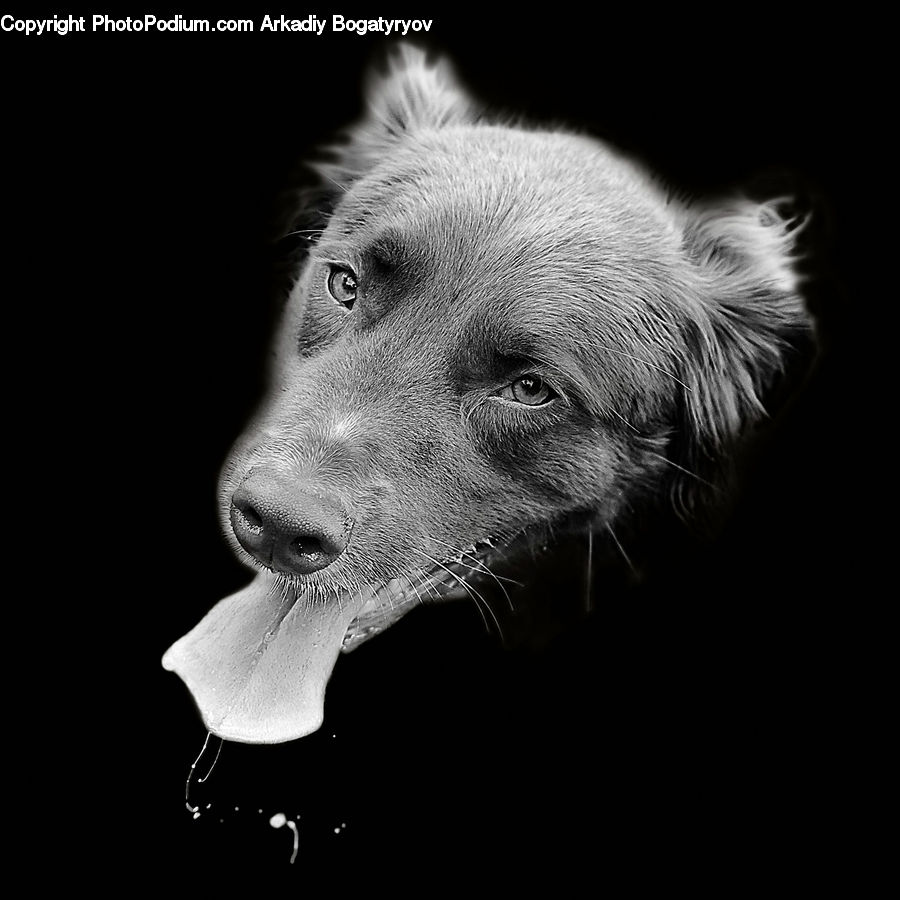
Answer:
163;47;813;743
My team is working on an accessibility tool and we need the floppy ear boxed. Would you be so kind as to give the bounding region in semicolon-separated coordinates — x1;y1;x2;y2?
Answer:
672;197;815;506
315;45;478;190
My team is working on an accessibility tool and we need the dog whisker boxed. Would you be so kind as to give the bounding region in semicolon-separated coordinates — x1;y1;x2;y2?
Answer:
426;535;520;612
392;574;435;615
461;394;488;428
410;547;503;639
313;166;351;195
414;571;445;604
605;406;641;433
332;584;344;615
405;575;427;610
585;527;593;613
282;228;326;238
605;522;636;576
648;452;718;489
595;343;693;392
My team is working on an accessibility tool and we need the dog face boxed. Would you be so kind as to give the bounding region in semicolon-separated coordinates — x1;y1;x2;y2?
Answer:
163;48;812;743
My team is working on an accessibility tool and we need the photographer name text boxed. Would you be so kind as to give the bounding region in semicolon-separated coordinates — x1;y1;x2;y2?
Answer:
1;13;433;37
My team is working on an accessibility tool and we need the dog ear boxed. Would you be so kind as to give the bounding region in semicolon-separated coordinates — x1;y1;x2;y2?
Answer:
315;45;477;190
671;196;816;511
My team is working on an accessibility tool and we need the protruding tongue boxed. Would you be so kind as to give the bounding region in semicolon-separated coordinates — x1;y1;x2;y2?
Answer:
162;572;369;744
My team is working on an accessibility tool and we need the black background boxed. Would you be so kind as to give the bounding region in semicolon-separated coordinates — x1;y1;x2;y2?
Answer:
4;5;879;888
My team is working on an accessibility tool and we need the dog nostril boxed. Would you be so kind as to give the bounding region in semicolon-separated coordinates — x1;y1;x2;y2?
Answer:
240;504;263;530
280;521;348;575
291;535;325;558
232;492;265;532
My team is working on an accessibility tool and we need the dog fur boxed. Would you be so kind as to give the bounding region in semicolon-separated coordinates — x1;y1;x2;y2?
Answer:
163;46;814;743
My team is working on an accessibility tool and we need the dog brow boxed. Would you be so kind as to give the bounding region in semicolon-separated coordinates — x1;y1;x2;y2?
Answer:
310;230;423;298
365;231;415;270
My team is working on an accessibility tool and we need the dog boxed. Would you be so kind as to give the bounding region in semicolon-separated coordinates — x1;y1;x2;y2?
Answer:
163;46;814;744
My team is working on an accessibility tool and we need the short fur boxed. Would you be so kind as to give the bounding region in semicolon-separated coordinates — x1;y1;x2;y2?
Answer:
219;46;814;634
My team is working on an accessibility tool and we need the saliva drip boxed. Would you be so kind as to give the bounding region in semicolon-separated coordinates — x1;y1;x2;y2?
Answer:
269;812;300;864
184;731;224;814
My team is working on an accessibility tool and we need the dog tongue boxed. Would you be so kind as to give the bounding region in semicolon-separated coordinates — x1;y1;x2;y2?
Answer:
162;573;368;744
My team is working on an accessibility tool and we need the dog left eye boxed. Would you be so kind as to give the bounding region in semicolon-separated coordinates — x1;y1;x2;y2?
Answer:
325;266;358;309
503;375;556;406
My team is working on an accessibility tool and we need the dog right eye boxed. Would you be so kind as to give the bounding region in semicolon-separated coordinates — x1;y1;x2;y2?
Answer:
325;266;358;309
498;374;557;407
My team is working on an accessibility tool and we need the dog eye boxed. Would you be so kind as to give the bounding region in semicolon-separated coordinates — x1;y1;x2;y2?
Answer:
505;375;556;406
325;266;358;309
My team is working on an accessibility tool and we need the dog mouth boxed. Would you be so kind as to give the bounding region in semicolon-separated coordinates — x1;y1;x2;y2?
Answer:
162;536;509;744
341;536;503;652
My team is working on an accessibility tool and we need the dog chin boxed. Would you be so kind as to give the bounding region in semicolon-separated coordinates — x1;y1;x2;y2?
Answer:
161;537;506;744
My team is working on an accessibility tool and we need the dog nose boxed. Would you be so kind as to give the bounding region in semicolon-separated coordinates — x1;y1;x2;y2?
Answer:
230;472;351;576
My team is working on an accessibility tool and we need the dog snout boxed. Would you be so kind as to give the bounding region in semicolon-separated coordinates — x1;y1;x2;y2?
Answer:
230;471;351;576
